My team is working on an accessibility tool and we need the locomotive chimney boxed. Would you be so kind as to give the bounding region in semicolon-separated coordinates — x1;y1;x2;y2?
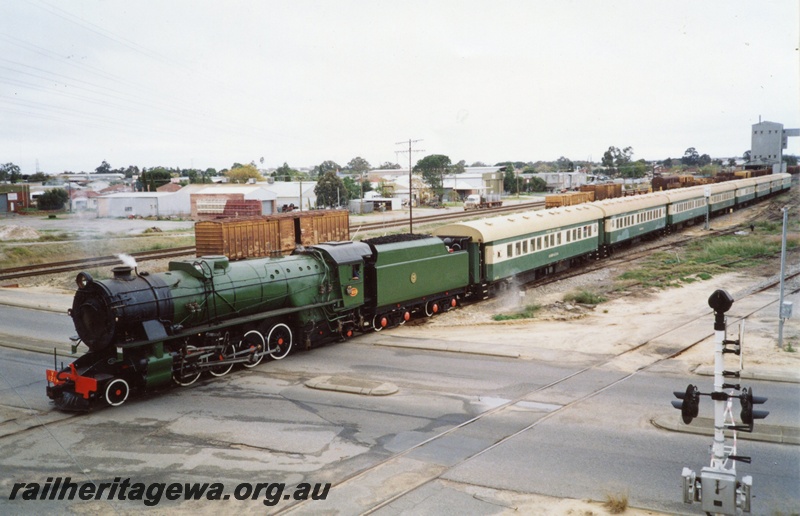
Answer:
112;266;135;280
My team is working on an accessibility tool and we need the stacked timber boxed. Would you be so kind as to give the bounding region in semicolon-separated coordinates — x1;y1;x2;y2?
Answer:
195;210;350;260
580;183;623;200
545;191;594;208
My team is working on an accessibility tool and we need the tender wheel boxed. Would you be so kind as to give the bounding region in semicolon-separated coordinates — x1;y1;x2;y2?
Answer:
425;301;439;317
173;345;204;386
208;337;234;377
372;314;388;332
241;330;265;368
267;323;293;360
105;378;129;407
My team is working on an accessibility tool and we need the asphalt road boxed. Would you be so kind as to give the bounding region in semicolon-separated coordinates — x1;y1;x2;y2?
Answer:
0;306;798;514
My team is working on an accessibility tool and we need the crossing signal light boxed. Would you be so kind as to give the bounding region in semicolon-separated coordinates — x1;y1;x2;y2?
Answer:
740;387;768;431
672;384;700;424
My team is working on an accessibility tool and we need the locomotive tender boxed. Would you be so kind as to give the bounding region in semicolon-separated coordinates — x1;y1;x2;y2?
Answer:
47;174;792;410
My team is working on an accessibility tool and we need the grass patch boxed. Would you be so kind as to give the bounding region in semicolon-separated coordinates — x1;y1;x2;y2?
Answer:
616;230;799;290
0;234;196;270
687;236;779;264
492;304;542;321
603;492;629;514
564;289;607;305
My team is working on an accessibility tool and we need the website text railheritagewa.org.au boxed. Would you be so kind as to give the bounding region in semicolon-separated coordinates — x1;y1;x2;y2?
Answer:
8;477;331;507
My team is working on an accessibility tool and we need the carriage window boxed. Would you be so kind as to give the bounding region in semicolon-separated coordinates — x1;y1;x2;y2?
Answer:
522;240;528;253
507;244;513;257
557;233;561;245
537;237;542;250
515;242;521;255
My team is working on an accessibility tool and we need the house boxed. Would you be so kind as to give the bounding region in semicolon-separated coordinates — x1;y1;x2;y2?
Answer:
70;189;100;212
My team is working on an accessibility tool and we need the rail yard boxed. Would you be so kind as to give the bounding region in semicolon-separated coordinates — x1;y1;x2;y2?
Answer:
0;181;798;514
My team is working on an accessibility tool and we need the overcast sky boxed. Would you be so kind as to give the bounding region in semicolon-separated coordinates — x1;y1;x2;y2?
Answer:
2;0;798;174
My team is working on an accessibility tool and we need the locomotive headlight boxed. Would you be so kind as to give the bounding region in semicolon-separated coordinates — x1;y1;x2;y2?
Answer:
75;272;93;289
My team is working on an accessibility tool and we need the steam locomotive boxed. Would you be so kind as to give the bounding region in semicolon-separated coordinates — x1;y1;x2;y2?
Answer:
46;173;793;410
47;234;469;410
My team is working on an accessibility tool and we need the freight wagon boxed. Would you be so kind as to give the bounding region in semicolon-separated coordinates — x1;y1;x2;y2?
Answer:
195;210;349;259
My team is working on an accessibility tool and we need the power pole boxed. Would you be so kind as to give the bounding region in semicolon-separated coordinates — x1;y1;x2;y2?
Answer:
395;139;424;234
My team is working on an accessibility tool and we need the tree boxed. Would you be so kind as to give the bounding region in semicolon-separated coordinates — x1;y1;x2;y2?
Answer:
95;160;112;174
556;156;574;172
601;146;633;174
27;172;49;183
662;158;674;169
503;166;519;194
378;162;401;170
681;147;700;167
413;154;451;201
346;157;371;175
526;176;547;192
315;171;346;207
1;162;21;183
138;167;173;191
619;160;648;179
313;160;340;178
122;165;140;179
342;176;360;201
38;188;69;210
470;161;487;167
274;162;306;181
225;163;262;184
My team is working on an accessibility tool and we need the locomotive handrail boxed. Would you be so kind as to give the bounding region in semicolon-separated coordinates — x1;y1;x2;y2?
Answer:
114;299;339;350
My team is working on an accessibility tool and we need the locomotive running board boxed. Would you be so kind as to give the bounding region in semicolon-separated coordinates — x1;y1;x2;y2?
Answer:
117;300;339;350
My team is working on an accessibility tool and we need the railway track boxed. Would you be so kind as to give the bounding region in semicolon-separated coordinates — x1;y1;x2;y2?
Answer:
278;270;800;514
0;246;196;282
350;200;545;233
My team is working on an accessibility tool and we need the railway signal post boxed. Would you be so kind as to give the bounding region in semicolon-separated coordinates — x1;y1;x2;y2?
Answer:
671;289;768;514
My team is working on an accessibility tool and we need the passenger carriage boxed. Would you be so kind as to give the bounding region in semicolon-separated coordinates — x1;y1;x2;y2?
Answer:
707;182;737;215
664;187;708;230
592;194;669;253
771;172;791;194
734;178;757;207
754;176;773;200
432;204;604;287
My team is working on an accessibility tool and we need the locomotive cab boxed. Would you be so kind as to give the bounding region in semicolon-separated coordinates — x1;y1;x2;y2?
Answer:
306;241;372;311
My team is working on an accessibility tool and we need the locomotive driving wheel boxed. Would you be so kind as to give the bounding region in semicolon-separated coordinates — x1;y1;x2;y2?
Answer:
173;345;204;386
241;330;266;368
208;333;234;377
267;323;293;360
104;378;129;407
